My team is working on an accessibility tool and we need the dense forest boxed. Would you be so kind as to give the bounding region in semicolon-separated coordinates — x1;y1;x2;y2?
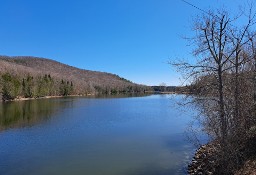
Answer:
0;56;150;101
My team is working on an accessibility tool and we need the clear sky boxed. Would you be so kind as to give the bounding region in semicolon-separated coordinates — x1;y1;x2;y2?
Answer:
0;0;246;86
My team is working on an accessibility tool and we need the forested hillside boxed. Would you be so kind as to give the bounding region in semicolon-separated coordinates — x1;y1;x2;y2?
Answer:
0;56;150;101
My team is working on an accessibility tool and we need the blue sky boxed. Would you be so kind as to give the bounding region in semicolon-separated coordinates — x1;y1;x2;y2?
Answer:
0;0;246;86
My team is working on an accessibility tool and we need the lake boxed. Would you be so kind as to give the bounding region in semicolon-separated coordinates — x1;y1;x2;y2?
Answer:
0;95;201;175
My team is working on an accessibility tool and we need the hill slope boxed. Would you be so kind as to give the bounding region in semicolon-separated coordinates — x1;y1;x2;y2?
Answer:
0;56;149;101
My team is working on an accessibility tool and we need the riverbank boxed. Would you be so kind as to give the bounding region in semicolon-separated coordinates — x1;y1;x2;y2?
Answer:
188;141;256;175
188;142;219;174
0;94;90;102
0;92;153;102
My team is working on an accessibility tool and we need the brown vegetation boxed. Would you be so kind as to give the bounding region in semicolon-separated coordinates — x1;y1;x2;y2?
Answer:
173;5;256;174
0;56;150;101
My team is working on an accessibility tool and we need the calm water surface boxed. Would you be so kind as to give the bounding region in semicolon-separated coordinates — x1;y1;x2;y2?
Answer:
0;95;199;175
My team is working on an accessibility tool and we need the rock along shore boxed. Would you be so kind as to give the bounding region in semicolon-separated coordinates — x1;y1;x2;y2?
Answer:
188;142;220;175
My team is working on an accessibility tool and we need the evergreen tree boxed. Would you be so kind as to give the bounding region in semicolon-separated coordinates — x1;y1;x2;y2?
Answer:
1;73;21;101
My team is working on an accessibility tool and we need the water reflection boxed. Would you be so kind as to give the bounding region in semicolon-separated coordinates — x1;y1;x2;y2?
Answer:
90;93;151;99
0;98;73;131
0;95;196;175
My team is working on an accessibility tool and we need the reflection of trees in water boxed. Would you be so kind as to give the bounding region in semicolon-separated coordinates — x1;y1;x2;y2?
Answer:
0;94;148;131
93;93;150;99
0;98;73;131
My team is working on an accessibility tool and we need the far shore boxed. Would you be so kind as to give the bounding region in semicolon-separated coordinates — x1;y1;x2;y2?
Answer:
0;94;93;102
145;91;190;94
0;91;190;102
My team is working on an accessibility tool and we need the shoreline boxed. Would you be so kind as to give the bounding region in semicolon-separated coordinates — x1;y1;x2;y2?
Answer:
0;92;155;102
188;141;256;175
188;142;219;175
0;94;93;102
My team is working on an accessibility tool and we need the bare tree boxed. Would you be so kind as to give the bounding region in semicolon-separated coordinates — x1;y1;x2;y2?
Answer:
172;6;256;173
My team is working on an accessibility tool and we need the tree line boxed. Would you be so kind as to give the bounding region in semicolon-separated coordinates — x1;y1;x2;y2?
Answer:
173;6;256;174
0;73;149;101
1;73;74;101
